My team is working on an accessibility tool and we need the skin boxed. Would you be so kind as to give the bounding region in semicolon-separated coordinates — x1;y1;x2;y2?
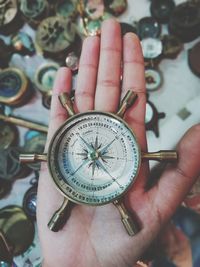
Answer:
37;19;200;267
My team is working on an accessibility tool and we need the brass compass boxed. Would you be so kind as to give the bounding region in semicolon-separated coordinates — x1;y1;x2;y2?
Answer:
20;90;178;236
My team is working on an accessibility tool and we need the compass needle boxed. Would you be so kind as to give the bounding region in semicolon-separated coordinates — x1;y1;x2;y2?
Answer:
80;136;94;152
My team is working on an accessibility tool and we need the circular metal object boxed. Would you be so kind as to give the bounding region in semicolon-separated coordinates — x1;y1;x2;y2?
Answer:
0;68;29;106
141;38;163;59
65;52;79;72
34;62;59;94
0;205;34;256
36;16;76;55
137;17;161;39
150;0;175;24
48;111;141;206
161;34;183;59
188;41;200;78
0;121;18;149
20;0;49;27
23;185;37;220
145;68;163;91
169;2;200;42
55;0;78;19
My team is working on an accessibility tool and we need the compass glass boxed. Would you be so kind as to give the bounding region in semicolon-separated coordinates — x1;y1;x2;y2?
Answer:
48;112;141;205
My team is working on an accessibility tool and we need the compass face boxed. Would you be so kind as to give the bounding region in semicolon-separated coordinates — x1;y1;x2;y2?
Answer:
48;111;141;205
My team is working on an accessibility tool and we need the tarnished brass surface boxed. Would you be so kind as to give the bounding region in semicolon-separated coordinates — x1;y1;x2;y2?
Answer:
19;153;47;163
0;113;48;133
117;90;138;118
48;198;70;232
113;199;139;236
142;150;178;162
59;92;75;117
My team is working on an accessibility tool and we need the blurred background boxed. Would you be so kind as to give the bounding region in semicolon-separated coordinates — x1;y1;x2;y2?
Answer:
0;0;200;266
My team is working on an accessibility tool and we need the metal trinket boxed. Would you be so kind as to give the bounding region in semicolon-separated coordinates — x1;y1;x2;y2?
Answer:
0;68;30;107
36;16;76;58
137;17;161;40
20;91;177;236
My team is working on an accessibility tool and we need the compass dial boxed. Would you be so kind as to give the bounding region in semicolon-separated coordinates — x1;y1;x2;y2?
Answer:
48;111;141;205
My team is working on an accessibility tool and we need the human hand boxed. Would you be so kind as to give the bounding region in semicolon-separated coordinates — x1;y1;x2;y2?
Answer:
37;19;200;267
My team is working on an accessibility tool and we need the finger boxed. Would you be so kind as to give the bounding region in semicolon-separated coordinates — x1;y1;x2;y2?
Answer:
45;67;72;149
121;33;148;195
122;33;147;151
95;19;122;112
75;36;100;112
148;124;200;224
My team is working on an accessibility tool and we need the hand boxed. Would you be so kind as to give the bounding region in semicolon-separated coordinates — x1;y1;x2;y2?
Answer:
37;19;200;267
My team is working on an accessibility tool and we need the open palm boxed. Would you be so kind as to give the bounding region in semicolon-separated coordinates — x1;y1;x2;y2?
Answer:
37;19;200;267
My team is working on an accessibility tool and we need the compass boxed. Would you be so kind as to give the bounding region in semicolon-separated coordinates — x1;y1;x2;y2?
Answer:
20;90;178;236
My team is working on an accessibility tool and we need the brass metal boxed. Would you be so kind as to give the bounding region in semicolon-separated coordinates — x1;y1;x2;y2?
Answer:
117;90;138;118
113;199;139;236
48;198;70;232
0;113;48;133
19;153;47;163
0;68;29;106
142;150;178;162
59;92;75;117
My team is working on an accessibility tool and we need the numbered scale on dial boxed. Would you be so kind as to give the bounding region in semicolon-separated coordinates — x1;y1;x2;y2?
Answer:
49;111;141;205
20;90;178;236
